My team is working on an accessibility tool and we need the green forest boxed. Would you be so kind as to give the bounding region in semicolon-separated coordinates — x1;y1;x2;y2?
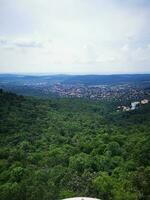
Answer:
0;89;150;200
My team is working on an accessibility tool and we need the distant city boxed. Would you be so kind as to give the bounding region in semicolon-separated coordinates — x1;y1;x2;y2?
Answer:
0;74;150;104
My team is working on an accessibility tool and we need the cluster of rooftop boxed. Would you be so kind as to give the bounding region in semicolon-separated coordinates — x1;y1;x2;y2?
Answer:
117;99;149;112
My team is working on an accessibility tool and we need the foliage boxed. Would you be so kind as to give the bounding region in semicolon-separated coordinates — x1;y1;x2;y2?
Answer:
0;89;150;199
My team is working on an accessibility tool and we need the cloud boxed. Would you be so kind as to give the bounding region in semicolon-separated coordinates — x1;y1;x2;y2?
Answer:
0;37;44;49
0;0;150;74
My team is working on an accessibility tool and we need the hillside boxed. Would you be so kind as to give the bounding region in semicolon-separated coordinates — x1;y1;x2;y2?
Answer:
0;89;150;200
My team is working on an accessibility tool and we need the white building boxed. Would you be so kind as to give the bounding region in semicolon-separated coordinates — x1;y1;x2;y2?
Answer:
141;99;149;104
131;102;140;110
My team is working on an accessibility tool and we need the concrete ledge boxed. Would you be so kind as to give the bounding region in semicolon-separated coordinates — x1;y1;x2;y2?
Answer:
63;198;100;200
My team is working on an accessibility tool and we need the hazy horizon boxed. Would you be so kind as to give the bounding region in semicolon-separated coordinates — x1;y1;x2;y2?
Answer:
0;72;150;76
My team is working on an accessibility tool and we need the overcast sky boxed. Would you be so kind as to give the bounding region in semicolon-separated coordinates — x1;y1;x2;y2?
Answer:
0;0;150;74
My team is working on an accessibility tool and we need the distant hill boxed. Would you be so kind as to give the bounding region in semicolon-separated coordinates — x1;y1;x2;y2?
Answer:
0;74;150;86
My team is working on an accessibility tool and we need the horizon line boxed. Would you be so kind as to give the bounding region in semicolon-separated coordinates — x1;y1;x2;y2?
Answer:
0;72;150;76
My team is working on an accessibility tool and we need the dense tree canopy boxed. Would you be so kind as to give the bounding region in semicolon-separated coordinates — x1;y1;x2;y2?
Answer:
0;89;150;200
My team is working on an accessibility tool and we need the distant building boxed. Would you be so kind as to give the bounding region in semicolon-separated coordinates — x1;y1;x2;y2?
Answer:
117;98;149;112
141;99;149;104
131;102;140;110
122;106;131;111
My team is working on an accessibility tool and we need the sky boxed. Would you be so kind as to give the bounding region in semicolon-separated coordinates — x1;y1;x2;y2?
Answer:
0;0;150;74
